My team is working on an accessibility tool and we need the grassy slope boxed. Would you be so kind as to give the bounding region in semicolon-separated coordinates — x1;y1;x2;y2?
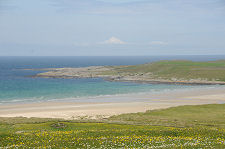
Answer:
109;104;225;128
0;104;225;148
107;60;225;81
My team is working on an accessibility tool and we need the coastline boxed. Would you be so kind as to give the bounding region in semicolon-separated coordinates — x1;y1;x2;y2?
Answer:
29;61;225;85
0;86;225;119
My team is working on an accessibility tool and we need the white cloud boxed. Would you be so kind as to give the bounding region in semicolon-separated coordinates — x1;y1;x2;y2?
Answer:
149;41;168;45
100;37;126;45
72;37;126;47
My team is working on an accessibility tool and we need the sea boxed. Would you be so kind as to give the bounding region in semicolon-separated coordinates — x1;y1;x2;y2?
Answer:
0;55;225;104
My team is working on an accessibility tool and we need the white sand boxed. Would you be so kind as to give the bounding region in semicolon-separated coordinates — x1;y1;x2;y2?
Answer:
0;87;225;119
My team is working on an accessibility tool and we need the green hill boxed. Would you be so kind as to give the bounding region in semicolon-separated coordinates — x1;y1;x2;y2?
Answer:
109;60;225;82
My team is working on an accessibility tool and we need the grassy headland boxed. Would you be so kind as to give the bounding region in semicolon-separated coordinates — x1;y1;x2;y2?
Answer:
1;104;225;148
33;60;225;85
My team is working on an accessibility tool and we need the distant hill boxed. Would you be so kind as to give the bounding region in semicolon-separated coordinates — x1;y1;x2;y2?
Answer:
110;60;225;82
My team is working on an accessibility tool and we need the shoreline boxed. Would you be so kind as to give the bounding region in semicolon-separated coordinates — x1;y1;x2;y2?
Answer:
0;85;221;105
105;78;225;85
0;86;225;119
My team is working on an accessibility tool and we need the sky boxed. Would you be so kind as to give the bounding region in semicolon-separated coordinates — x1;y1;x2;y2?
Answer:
0;0;225;56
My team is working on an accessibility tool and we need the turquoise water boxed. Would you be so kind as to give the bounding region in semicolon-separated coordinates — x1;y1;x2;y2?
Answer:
0;56;224;104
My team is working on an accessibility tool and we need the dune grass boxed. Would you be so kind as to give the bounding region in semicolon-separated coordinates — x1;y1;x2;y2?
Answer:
0;104;225;148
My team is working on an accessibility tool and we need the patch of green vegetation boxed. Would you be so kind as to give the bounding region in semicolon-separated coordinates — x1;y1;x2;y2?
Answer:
1;122;225;148
109;104;225;128
0;104;225;148
105;60;225;81
0;117;62;124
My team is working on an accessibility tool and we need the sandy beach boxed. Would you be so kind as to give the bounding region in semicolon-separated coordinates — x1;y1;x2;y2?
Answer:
0;87;225;119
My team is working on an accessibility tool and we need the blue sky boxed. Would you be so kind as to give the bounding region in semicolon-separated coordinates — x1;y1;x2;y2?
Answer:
0;0;225;56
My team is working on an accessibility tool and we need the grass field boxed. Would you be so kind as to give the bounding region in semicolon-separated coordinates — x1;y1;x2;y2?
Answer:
0;104;225;148
109;104;225;128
